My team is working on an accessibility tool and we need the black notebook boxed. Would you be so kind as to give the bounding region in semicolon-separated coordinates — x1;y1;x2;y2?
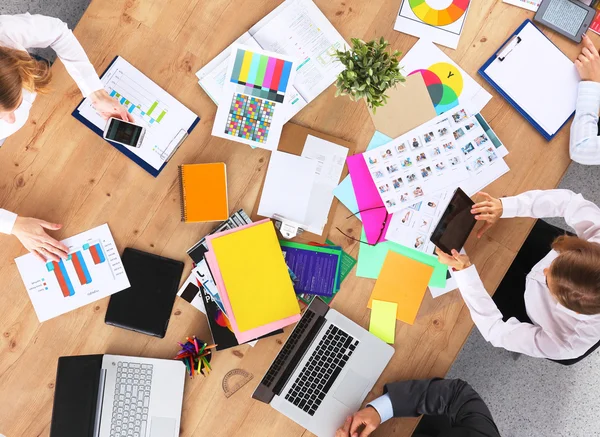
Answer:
105;248;184;338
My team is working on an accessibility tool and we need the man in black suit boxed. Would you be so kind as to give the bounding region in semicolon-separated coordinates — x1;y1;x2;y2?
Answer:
335;378;500;437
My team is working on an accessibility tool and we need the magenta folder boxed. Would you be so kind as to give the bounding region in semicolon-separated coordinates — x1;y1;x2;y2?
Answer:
347;154;392;245
205;219;301;344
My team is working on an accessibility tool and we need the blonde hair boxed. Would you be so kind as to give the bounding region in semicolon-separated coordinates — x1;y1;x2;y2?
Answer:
0;46;52;111
549;235;600;315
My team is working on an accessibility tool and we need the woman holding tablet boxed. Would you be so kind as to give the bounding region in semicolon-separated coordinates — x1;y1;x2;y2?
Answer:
0;13;132;262
436;190;600;362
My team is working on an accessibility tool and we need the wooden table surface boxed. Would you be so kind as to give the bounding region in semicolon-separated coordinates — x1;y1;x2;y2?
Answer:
0;1;594;436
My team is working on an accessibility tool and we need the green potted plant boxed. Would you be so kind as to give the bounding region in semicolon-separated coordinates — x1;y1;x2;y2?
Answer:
334;37;405;113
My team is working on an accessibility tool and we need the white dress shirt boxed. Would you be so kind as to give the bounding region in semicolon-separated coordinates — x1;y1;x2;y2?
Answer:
368;393;394;423
570;81;600;165
0;13;103;234
454;189;600;360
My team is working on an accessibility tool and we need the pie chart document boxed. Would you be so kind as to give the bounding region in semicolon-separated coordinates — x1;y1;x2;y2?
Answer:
395;0;472;49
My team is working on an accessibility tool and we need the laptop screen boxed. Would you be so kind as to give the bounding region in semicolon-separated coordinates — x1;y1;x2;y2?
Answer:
253;298;329;404
50;355;104;437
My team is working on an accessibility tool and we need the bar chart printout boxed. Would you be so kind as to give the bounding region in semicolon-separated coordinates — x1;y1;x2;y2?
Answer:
15;224;130;322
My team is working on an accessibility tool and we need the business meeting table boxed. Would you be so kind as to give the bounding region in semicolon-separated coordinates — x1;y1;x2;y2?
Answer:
0;0;591;436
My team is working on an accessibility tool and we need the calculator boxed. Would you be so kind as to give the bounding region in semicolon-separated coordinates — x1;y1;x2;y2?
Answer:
534;0;596;42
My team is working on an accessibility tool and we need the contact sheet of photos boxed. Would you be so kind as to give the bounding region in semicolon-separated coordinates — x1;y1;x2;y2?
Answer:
362;107;510;214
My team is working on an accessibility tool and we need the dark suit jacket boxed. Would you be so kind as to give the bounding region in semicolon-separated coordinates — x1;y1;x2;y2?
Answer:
384;378;501;437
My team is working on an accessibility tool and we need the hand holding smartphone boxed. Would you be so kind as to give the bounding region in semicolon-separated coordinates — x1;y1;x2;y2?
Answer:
103;117;146;148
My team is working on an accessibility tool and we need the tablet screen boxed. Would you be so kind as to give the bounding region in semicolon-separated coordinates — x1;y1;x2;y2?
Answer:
430;188;476;254
542;0;589;36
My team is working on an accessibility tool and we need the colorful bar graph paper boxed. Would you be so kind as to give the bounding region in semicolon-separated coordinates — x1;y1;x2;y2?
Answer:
87;243;106;264
47;260;75;297
230;48;292;103
71;251;92;285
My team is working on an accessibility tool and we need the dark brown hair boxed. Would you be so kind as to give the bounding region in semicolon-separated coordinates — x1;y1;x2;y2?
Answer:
0;46;52;111
549;235;600;315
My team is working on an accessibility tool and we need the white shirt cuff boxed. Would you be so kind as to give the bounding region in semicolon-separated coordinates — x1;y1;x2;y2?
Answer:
367;393;394;423
452;264;481;290
0;209;18;234
500;197;519;219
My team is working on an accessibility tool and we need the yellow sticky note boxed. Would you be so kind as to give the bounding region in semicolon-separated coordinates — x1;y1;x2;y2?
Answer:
368;251;434;324
211;221;300;332
369;300;397;344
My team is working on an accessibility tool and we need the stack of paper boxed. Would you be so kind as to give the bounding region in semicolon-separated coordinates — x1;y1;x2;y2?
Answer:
204;219;301;344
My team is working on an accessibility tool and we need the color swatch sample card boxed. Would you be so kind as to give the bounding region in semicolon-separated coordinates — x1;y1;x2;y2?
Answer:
15;224;130;322
396;0;471;49
401;40;492;115
212;44;296;150
179;163;229;222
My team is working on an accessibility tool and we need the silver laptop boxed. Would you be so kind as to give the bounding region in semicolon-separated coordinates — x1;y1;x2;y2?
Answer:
50;354;185;437
253;297;395;437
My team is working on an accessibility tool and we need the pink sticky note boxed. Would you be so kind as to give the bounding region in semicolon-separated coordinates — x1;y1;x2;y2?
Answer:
205;219;301;344
347;154;392;244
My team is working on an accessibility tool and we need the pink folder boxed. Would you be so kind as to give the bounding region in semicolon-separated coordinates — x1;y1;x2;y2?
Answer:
347;154;392;244
205;219;301;344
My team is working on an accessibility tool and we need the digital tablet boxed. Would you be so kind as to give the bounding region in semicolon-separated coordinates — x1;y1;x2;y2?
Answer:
430;188;476;255
534;0;595;43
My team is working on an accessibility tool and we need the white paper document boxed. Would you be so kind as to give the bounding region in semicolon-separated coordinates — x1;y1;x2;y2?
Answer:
300;135;349;234
503;0;541;12
76;56;198;172
258;151;317;224
15;224;130;322
400;40;492;115
177;270;206;314
395;0;472;50
430;268;457;298
196;0;346;120
483;22;579;136
364;107;509;213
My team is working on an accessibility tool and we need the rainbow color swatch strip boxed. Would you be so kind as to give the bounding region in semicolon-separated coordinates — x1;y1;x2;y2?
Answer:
230;48;293;104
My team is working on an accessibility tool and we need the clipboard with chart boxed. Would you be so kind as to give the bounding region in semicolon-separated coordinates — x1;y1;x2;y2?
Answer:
73;56;201;177
478;20;580;141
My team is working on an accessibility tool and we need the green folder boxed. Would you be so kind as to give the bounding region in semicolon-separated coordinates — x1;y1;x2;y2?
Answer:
356;228;447;288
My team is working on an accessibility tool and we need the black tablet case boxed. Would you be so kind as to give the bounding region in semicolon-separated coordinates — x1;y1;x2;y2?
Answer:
105;248;184;337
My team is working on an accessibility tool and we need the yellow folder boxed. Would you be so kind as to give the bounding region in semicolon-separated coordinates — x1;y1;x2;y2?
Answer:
211;221;300;332
368;251;434;324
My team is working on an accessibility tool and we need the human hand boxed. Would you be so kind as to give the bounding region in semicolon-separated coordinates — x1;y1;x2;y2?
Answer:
575;34;600;82
435;248;472;271
471;192;503;238
335;416;352;437
12;217;69;262
90;89;135;122
349;406;381;437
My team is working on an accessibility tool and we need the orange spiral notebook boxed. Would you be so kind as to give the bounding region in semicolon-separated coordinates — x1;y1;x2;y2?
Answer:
179;163;229;222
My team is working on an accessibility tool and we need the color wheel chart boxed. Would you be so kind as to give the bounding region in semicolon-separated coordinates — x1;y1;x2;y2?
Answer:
104;68;169;129
408;0;470;26
410;62;463;114
225;48;292;144
45;241;111;297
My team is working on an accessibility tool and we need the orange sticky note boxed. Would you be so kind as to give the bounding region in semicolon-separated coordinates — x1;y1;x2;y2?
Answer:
368;251;434;324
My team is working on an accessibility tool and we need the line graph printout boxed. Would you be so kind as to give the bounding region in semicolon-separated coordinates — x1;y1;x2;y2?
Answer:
76;56;198;171
15;224;130;322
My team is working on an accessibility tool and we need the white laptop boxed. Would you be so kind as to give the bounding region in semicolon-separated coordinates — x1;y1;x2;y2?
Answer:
50;354;185;437
253;297;395;437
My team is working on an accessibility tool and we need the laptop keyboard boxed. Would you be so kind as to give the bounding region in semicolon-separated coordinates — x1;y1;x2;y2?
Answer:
262;311;315;387
109;361;154;437
285;325;359;416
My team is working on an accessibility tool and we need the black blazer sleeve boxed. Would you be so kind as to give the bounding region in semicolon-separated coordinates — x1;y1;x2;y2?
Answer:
384;378;500;437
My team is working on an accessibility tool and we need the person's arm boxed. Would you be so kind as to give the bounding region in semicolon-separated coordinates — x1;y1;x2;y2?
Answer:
383;378;500;437
0;208;18;234
453;265;576;359
570;81;600;165
571;34;600;165
500;189;600;243
0;13;102;97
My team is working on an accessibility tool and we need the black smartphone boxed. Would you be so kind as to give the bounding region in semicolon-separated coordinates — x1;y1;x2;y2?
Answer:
430;188;476;254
